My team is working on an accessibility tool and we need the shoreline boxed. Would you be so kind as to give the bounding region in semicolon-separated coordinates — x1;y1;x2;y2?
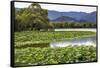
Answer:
55;28;96;32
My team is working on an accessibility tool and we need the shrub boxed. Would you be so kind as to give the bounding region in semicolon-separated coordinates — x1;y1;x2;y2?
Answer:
15;45;96;66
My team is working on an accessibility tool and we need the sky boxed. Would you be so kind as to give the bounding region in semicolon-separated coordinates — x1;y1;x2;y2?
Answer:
14;0;98;5
15;2;96;13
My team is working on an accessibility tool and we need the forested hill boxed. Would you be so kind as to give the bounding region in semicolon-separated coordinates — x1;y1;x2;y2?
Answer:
48;10;96;23
51;16;77;22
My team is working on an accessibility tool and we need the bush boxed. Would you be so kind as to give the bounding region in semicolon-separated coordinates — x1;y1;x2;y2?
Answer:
15;45;96;66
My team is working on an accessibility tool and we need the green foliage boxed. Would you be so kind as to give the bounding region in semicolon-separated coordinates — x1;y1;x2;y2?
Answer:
15;3;49;31
15;31;96;46
15;42;49;48
51;22;97;28
15;46;96;66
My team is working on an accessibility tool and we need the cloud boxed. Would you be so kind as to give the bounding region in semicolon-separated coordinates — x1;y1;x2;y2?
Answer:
15;2;96;13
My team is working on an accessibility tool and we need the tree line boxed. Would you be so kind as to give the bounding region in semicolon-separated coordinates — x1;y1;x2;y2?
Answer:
50;22;96;28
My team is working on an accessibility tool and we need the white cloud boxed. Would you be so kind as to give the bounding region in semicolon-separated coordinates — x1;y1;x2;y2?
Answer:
15;2;31;8
17;0;98;5
40;4;96;13
15;1;96;13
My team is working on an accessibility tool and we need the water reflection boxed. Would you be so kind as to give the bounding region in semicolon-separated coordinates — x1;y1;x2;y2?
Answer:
50;36;96;47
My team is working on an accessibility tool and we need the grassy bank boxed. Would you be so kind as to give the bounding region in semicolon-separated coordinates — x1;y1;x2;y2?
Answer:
15;31;96;45
15;45;96;66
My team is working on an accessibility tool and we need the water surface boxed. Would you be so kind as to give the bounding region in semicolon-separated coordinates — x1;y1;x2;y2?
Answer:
50;36;96;47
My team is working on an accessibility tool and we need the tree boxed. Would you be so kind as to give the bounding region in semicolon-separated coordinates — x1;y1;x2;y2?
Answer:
15;3;49;31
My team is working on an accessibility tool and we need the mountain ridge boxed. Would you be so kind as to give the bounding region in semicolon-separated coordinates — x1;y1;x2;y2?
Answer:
51;16;77;22
48;10;96;23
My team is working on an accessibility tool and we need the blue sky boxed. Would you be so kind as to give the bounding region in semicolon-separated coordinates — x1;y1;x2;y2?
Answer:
15;2;96;13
